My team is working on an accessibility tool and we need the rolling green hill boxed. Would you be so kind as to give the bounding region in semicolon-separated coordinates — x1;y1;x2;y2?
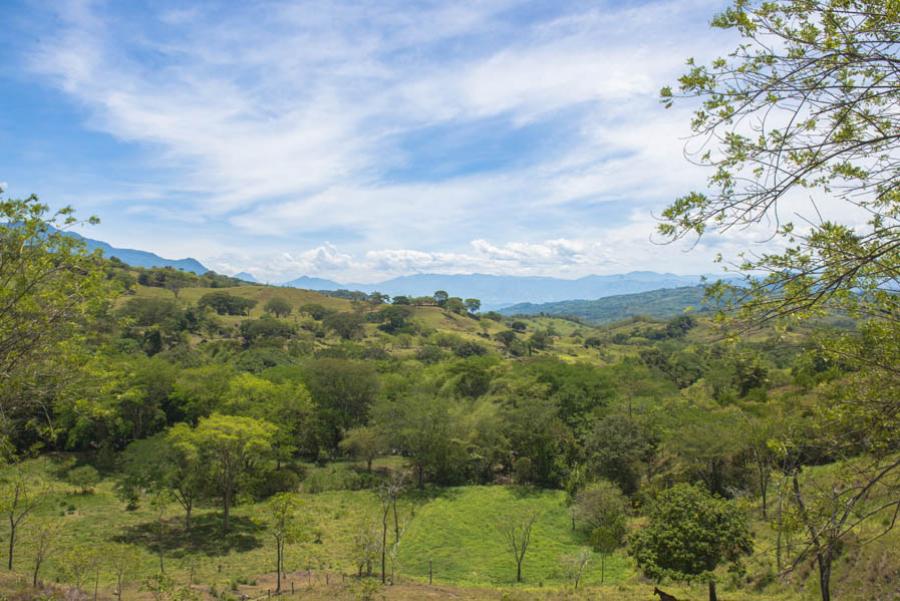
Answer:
500;285;711;323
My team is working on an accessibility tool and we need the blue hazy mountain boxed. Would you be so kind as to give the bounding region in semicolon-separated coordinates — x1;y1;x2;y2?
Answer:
66;230;209;274
282;275;347;290
234;272;259;283
283;272;730;310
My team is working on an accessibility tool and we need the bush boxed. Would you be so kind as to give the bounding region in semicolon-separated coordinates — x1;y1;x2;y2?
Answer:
454;340;488;357
67;465;100;494
198;292;257;316
255;468;301;498
302;464;371;493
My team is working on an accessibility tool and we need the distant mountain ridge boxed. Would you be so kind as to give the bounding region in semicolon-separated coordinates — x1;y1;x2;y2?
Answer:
500;285;712;323
234;272;258;283
65;229;209;274
282;271;732;310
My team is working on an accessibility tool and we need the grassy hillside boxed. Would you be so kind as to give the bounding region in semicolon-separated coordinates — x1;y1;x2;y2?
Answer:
2;457;847;601
400;487;630;586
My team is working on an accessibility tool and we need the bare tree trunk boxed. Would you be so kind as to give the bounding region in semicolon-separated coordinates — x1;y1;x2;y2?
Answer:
381;505;388;584
708;580;717;601
8;518;15;570
817;552;832;601
223;488;231;532
275;539;283;593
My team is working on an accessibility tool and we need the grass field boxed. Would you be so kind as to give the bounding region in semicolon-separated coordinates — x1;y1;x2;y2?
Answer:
400;486;630;586
7;456;896;601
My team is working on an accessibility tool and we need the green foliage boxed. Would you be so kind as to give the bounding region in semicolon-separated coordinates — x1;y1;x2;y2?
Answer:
323;311;366;340
239;316;295;345
662;0;899;332
630;483;752;583
304;359;379;454
168;413;277;530
198;292;257;316
263;296;292;317
66;465;101;494
0;195;109;394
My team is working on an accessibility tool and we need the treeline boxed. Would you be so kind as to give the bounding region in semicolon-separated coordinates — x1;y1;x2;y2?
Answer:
105;258;247;296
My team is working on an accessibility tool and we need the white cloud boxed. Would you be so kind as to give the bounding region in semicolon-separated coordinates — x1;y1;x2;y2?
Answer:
21;0;772;281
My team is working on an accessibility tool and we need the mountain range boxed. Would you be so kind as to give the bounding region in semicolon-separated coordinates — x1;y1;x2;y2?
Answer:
283;272;731;310
63;231;732;309
67;230;209;275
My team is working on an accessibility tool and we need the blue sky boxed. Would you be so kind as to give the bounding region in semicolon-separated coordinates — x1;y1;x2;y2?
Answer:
1;0;751;283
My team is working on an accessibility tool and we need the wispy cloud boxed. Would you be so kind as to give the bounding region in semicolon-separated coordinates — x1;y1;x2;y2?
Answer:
13;0;758;280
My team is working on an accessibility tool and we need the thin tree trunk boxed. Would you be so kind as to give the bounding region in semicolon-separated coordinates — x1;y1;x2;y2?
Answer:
817;552;832;601
8;519;15;570
775;494;783;571
32;559;41;587
381;508;388;584
275;539;282;593
759;467;768;519
223;488;231;532
708;580;717;601
392;500;400;544
516;559;522;583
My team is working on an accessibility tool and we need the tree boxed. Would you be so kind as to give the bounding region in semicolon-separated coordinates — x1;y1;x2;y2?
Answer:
299;303;333;320
372;305;414;334
0;465;45;570
120;434;204;529
352;514;381;577
339;426;383;472
109;544;142;601
0;195;109;397
239;316;295;346
496;510;538;583
323;311;366;340
221;372;313;466
29;518;60;587
198;292;256;316
630;484;753;601
374;394;467;489
432;290;449;306
573;480;628;583
561;549;591;590
267;493;304;593
304;359;379;454
170;414;276;531
61;543;100;592
464;298;481;314
770;371;900;601
660;0;899;329
264;297;292;318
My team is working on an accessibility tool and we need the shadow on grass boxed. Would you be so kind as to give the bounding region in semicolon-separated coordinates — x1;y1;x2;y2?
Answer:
509;484;547;499
115;513;263;558
403;485;464;503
